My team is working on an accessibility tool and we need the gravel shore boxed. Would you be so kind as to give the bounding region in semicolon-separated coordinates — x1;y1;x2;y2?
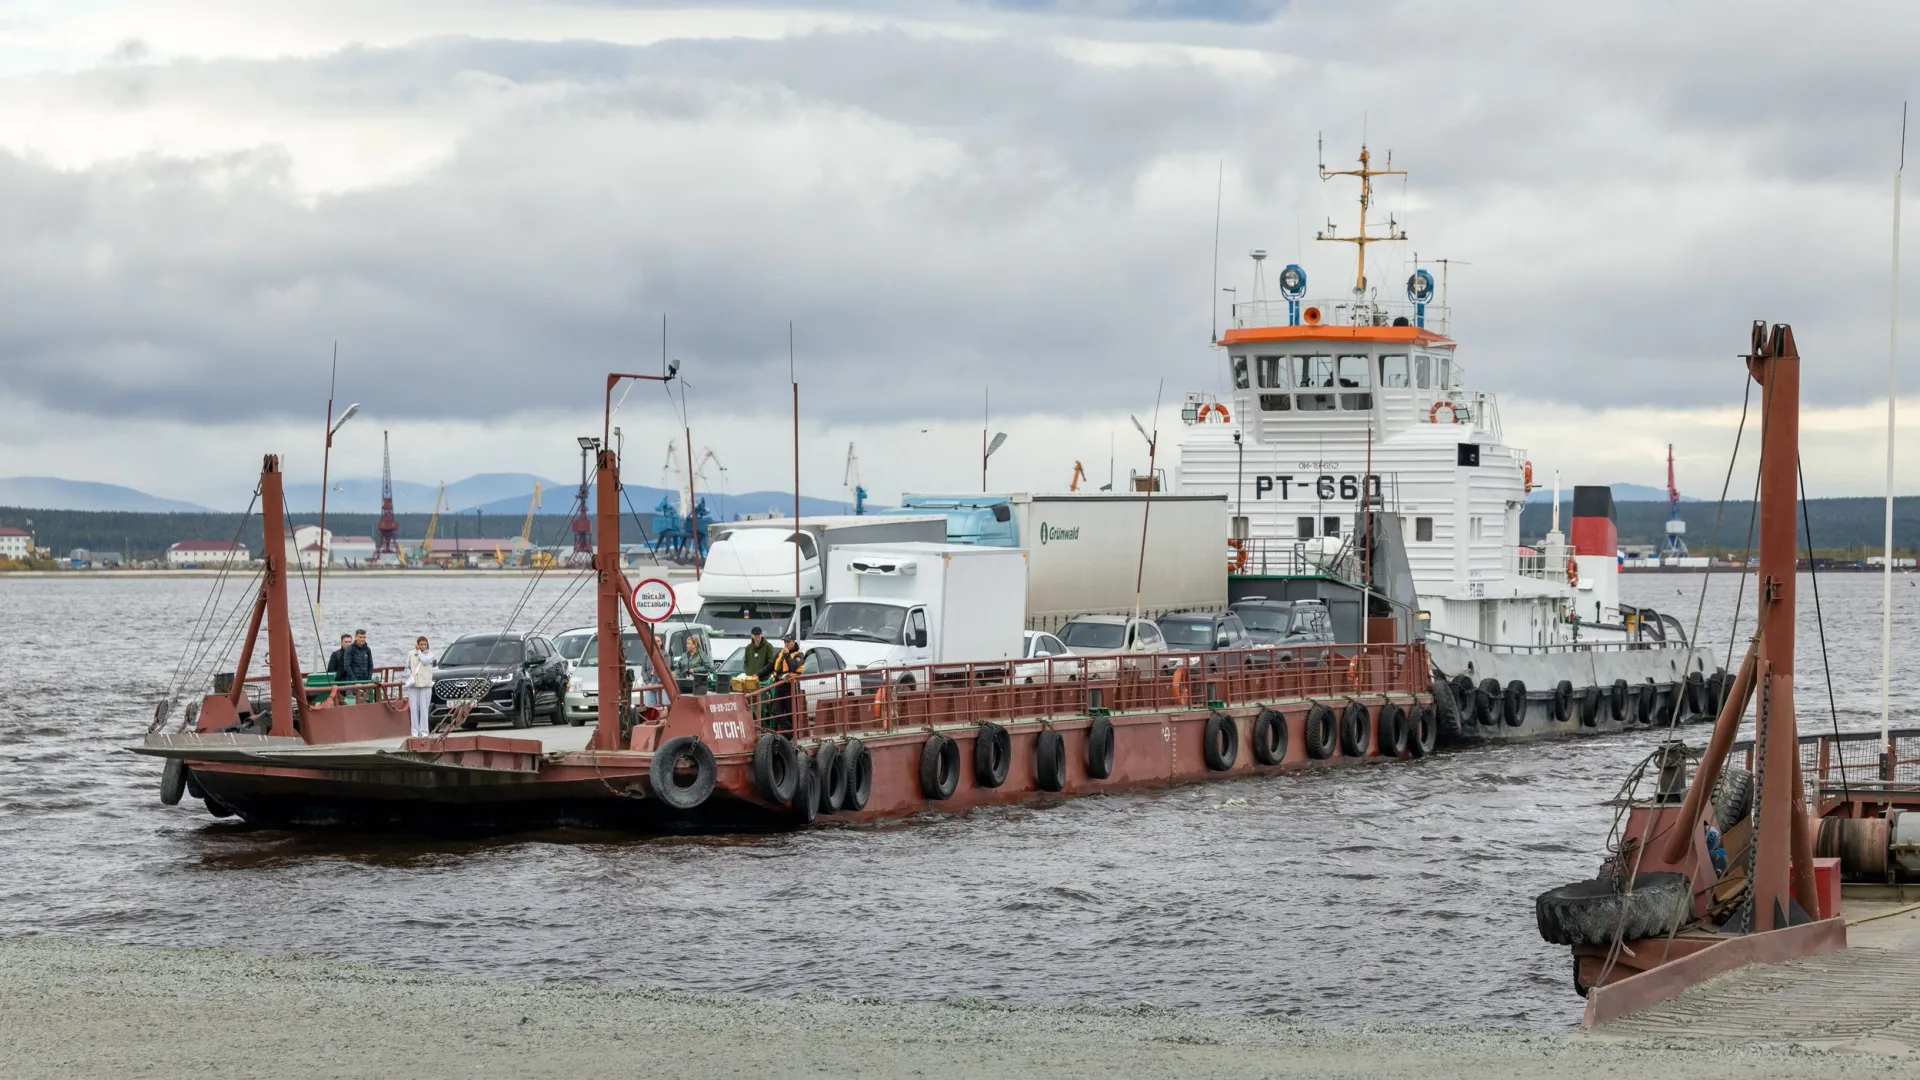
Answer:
0;935;1906;1079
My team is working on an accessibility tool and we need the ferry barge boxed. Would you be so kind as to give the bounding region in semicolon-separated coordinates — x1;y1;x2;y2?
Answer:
1177;142;1721;743
134;373;1434;831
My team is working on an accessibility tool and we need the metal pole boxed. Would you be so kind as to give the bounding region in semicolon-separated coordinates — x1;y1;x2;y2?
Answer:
1882;104;1906;764
1749;322;1803;932
591;445;625;752
792;323;801;636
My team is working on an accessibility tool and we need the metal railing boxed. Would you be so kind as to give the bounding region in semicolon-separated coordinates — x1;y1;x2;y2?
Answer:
1229;298;1450;333
725;641;1432;743
1228;536;1361;579
1423;629;1667;655
1732;727;1920;807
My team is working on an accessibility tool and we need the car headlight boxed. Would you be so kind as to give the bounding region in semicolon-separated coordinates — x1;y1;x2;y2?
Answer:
864;660;889;669
489;673;514;684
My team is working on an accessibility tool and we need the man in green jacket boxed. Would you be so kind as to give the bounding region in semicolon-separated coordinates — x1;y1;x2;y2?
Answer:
740;626;776;680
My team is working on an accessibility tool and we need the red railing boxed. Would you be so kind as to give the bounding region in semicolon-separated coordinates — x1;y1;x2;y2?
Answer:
1733;726;1920;809
736;641;1429;743
232;665;410;707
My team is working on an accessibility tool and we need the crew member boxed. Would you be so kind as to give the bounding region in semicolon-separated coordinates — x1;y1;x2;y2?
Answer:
740;626;775;680
763;635;805;734
325;634;352;681
346;629;375;683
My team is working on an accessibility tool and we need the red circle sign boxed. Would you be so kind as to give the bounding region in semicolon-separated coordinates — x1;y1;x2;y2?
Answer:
633;578;677;623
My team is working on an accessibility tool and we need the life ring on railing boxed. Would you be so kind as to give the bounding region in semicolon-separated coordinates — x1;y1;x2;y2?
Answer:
1523;460;1534;491
1429;401;1460;424
1566;556;1579;587
1227;538;1248;573
1197;402;1232;423
1171;664;1191;707
1345;652;1363;690
871;681;888;719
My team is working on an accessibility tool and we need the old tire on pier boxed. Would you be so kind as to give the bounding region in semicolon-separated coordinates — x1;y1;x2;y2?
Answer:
1203;712;1239;771
920;733;961;800
1432;678;1465;744
1450;675;1477;726
1304;703;1337;760
752;733;800;805
815;741;848;814
649;736;717;811
1535;872;1692;948
1552;680;1575;723
974;723;1012;788
1035;728;1067;791
1339;701;1369;758
1251;708;1287;766
159;758;187;806
789;756;819;825
841;739;873;811
1086;716;1115;779
1502;681;1528;727
1376;703;1408;757
1475;679;1501;726
1711;766;1755;831
1409;704;1437;758
1579;686;1602;727
1609;679;1630;723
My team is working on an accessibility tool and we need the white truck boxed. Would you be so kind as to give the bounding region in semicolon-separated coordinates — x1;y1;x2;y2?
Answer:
886;492;1229;629
804;543;1028;683
694;515;948;649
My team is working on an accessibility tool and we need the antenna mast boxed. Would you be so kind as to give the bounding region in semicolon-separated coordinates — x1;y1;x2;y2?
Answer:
1316;132;1407;295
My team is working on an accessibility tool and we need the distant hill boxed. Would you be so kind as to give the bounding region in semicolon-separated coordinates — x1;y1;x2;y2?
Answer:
0;477;213;513
463;485;870;521
1525;482;1696;504
283;473;563;515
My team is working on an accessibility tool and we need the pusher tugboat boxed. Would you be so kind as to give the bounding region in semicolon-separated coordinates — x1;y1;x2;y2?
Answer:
135;373;1434;832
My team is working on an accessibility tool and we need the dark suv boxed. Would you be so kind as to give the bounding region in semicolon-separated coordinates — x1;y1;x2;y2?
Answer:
1231;598;1335;660
1154;611;1253;652
432;632;570;729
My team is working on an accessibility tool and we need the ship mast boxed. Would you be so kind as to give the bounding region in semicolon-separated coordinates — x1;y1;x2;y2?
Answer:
1316;134;1407;295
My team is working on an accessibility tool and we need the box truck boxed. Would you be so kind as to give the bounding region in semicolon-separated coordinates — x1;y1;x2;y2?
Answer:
805;543;1028;679
694;515;947;646
880;493;1228;629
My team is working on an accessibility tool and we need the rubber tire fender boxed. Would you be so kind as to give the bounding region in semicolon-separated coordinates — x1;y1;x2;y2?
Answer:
789;755;819;825
1502;680;1527;727
1408;704;1437;758
1636;680;1658;725
1338;700;1369;758
1609;679;1630;723
1711;767;1755;831
1086;716;1115;779
1475;678;1501;726
973;722;1011;788
1685;671;1708;718
1376;703;1408;757
841;739;873;811
1035;728;1067;792
1535;872;1692;947
815;740;848;814
1551;680;1574;723
1431;677;1465;744
1304;702;1337;760
1450;674;1476;722
752;733;800;805
1579;685;1602;727
920;733;960;800
184;765;206;800
1251;707;1286;766
159;758;186;806
649;735;718;811
1202;711;1238;771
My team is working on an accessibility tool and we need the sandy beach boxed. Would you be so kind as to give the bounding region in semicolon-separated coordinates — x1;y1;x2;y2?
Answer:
1;935;1907;1080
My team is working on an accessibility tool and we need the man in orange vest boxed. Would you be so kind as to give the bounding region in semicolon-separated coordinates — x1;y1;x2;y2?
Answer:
764;636;804;733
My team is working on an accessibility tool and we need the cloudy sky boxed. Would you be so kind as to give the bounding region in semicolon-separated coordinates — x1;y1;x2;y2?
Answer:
0;0;1914;511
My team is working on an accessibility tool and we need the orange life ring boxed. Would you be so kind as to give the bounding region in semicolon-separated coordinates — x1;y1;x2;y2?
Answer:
1196;402;1231;423
1227;538;1248;573
1171;664;1190;707
1523;460;1534;491
872;680;888;719
1566;556;1579;586
1429;401;1459;424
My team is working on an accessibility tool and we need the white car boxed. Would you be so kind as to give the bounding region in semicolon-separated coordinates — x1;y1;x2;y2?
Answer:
553;626;651;725
1014;630;1081;684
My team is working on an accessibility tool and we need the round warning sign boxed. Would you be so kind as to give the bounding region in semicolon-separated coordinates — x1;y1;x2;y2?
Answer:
633;578;677;623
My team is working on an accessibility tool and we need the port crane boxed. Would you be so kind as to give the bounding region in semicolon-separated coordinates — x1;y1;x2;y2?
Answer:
844;442;867;515
513;482;542;566
375;430;399;559
414;482;446;565
1663;443;1688;559
1069;460;1087;492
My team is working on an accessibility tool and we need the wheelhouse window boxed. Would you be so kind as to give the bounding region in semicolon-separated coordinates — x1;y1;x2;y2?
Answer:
1323;516;1341;538
1231;355;1250;390
1439;356;1452;390
1337;355;1372;410
1255;355;1285;389
1415;516;1433;542
1260;394;1292;412
1414;354;1432;389
1293;354;1336;411
1379;354;1410;388
1297;516;1315;539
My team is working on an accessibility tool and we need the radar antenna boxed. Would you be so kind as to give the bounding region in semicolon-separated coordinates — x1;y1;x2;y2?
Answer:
1316;132;1407;295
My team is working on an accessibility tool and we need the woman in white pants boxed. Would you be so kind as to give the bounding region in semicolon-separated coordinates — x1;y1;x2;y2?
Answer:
405;635;436;737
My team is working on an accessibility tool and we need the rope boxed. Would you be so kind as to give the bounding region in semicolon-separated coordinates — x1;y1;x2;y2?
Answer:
1686;374;1750;667
1798;455;1849;801
156;492;260;714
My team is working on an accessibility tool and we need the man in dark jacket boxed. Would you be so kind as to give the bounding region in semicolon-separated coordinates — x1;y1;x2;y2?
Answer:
740;627;776;681
345;629;376;682
325;634;352;680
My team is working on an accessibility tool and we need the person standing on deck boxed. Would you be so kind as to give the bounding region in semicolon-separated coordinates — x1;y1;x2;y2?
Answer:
346;630;375;683
326;634;352;680
764;636;804;733
404;636;436;738
740;627;775;681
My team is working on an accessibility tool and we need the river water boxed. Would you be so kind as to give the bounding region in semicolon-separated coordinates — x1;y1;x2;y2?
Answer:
3;569;1916;1029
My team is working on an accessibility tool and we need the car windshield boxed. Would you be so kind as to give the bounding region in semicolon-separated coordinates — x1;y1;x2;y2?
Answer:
552;633;593;661
718;647;748;675
577;632;644;667
1059;622;1124;650
441;638;524;667
697;601;794;639
1156;618;1216;648
1291;610;1324;633
811;602;906;644
1234;605;1293;633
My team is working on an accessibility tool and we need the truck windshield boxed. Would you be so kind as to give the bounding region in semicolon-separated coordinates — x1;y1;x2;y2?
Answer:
1156;618;1215;648
812;603;906;644
577;632;644;667
1233;605;1293;633
1059;622;1125;650
698;602;794;638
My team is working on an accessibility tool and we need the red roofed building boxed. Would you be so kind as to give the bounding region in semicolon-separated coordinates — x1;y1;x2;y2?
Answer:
0;526;30;560
166;539;250;568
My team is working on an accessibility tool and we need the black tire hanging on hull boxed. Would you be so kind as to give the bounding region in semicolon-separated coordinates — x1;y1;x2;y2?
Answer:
1552;681;1574;723
841;739;873;811
1502;681;1528;727
1251;708;1287;766
649;736;718;811
1580;685;1602;727
1432;677;1465;743
1203;712;1238;771
1035;728;1067;792
1086;716;1115;779
1408;704;1437;758
1304;703;1337;760
1376;703;1408;757
1339;701;1369;758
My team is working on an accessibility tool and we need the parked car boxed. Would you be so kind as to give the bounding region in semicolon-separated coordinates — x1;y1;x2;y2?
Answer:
1014;629;1079;683
1056;614;1169;677
553;627;652;725
1154;611;1254;652
1231;597;1336;661
431;631;570;729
